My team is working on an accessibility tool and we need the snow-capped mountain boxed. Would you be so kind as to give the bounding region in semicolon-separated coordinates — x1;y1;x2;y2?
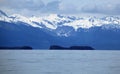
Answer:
0;10;120;49
0;10;120;34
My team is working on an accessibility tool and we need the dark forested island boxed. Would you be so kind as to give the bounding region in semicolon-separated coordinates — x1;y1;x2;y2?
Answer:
0;46;33;50
0;45;95;50
49;45;95;50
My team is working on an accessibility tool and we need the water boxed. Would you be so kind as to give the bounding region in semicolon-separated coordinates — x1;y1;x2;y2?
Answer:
0;50;120;74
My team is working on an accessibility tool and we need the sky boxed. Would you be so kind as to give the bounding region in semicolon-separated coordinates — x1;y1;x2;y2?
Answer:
0;0;120;16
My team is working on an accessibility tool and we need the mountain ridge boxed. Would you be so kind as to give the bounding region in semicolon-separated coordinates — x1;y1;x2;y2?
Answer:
0;10;120;49
0;10;120;37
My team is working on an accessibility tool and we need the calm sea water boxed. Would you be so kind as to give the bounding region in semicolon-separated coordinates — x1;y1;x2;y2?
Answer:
0;50;120;74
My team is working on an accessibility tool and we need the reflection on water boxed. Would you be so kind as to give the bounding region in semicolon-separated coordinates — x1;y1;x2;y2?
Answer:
0;50;120;74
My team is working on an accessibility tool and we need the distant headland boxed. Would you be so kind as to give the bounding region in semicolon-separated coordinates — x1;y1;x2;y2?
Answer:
0;46;33;50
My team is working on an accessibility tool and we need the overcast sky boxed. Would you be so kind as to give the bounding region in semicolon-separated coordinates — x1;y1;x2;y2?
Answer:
0;0;120;16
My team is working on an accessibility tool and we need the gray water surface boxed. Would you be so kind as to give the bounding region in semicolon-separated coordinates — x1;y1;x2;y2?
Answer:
0;50;120;74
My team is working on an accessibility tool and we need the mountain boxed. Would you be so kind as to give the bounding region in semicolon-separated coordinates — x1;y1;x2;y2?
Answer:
0;10;8;17
0;10;120;49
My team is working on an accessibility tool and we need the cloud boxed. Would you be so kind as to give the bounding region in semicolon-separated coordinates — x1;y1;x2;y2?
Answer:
81;3;120;15
0;0;45;10
114;4;120;14
0;0;120;16
0;0;62;15
41;0;61;13
59;2;79;14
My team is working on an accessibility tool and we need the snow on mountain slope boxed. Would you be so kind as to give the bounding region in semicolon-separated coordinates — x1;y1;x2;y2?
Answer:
0;10;120;32
10;14;43;28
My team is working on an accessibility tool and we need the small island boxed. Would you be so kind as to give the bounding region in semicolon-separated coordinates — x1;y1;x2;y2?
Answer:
49;45;95;50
